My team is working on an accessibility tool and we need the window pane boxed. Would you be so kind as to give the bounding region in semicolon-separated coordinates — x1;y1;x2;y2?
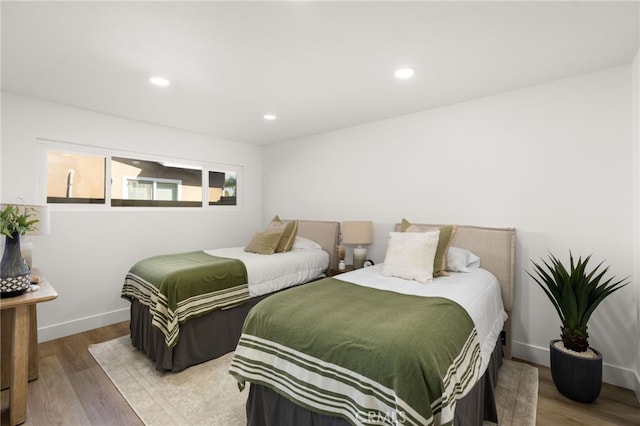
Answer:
112;157;201;207
156;182;178;201
209;171;237;205
47;151;106;204
126;180;153;200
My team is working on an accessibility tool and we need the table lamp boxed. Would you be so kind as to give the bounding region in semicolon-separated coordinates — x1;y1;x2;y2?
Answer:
342;221;373;269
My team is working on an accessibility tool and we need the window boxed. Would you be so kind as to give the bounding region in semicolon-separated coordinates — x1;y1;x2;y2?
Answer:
46;151;106;204
209;170;237;206
43;141;241;208
111;157;201;207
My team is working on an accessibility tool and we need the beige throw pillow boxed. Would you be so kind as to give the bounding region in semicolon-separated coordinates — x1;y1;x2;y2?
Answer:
267;215;298;253
400;218;457;277
381;231;439;284
400;218;414;232
244;231;283;255
432;225;456;277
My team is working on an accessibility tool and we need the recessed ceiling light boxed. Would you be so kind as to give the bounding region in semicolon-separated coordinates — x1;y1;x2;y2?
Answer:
263;114;277;121
149;76;170;87
394;68;415;79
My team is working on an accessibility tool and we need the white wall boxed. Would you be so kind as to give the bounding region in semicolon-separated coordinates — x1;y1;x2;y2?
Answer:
263;66;638;389
1;92;263;340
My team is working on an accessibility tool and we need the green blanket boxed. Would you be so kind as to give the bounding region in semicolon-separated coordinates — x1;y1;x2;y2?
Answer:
121;251;248;347
229;278;481;426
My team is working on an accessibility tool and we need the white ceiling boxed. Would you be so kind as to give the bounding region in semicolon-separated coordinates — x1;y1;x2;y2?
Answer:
2;1;639;145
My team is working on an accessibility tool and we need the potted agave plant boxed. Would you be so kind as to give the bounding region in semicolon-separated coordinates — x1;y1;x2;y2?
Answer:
528;252;628;403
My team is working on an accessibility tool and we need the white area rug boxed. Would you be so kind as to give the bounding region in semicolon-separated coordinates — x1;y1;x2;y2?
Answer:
89;336;538;426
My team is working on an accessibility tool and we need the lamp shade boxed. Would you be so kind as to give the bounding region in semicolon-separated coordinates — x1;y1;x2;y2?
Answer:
0;203;50;235
342;221;373;245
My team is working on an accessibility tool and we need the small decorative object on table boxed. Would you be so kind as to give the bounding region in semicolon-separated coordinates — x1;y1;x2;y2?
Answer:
335;245;346;271
0;203;43;297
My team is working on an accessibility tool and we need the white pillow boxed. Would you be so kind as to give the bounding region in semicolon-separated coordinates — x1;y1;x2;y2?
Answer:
381;231;439;284
446;247;481;272
291;235;322;250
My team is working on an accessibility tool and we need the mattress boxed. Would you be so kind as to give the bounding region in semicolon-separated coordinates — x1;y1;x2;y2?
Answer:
332;264;507;375
204;246;330;296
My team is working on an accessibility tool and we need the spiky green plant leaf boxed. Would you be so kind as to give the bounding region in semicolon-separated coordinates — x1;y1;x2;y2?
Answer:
527;251;628;352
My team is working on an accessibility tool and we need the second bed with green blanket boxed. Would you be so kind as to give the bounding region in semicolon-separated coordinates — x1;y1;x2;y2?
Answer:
229;256;506;425
230;276;492;426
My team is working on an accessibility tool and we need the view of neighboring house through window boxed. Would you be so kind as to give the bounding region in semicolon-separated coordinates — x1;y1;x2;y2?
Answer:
209;170;237;205
45;144;240;207
46;151;106;204
111;157;202;207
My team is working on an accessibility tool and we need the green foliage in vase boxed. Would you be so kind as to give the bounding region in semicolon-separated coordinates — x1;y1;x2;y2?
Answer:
0;205;39;238
528;252;628;352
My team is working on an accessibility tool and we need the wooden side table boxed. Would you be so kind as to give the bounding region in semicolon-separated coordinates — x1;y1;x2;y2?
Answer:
0;272;57;425
327;265;354;277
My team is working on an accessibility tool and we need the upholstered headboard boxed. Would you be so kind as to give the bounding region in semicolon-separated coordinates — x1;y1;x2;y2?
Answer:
394;223;516;358
288;220;340;271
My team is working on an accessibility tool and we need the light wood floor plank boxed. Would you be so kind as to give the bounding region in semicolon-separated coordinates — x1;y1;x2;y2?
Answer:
71;365;143;426
518;358;640;426
22;355;91;426
2;322;639;425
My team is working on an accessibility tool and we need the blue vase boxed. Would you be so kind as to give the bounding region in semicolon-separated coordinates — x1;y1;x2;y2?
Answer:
0;231;31;297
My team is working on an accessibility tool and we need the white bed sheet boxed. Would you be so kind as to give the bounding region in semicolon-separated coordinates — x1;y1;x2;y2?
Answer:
334;264;507;374
203;247;329;297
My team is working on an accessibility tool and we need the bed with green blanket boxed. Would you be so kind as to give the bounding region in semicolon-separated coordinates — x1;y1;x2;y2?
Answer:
121;251;250;348
121;220;341;372
229;224;516;426
230;278;482;425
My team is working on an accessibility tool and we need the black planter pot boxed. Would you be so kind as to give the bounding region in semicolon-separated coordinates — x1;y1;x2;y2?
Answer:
549;339;603;403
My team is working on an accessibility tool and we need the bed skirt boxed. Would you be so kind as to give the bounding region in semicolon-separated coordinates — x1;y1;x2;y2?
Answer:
129;294;270;372
245;336;503;426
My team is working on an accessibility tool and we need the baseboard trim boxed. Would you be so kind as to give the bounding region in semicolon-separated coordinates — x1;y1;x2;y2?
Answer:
37;308;130;343
512;340;637;391
635;370;640;402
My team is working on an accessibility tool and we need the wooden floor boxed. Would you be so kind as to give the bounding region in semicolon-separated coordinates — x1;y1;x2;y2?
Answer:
1;322;639;426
